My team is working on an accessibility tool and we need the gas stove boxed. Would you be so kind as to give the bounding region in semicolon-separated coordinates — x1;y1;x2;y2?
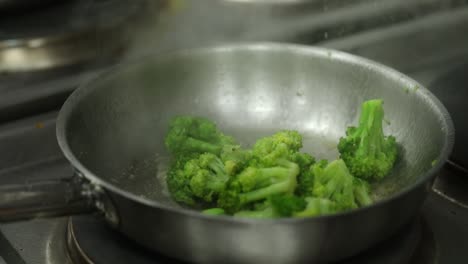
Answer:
1;1;468;263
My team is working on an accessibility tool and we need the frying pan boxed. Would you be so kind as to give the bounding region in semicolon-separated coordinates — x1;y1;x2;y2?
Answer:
0;43;454;263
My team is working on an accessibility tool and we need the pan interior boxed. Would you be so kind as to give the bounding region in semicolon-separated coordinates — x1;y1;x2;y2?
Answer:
63;45;449;209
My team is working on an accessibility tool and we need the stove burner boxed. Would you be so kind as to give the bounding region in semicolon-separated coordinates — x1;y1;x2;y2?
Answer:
66;215;437;264
0;0;147;72
67;215;181;264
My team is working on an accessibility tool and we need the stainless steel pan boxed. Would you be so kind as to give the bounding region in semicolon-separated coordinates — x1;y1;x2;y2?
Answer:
0;43;454;263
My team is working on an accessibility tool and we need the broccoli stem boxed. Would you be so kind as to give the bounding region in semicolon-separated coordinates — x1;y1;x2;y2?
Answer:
294;198;336;218
224;160;237;175
321;177;344;198
355;99;385;157
185;137;221;154
276;159;300;171
208;158;228;178
201;159;230;194
234;207;275;218
315;160;350;199
206;179;229;193
239;163;299;204
260;168;293;178
202;208;226;215
354;186;372;206
238;167;294;189
240;181;292;203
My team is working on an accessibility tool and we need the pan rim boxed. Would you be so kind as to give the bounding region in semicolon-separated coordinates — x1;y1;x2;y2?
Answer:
56;42;455;224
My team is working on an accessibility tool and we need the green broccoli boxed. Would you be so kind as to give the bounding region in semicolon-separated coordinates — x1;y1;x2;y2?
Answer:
236;159;300;192
164;114;379;219
234;194;306;219
188;153;231;203
269;193;307;217
165;153;199;206
166;153;230;205
216;131;304;214
202;208;226;216
295;157;324;197
233;200;276;218
353;177;373;207
220;145;252;176
338;99;398;181
292;152;316;171
300;159;373;211
293;197;338;217
234;206;276;218
165;116;237;155
217;159;300;214
296;159;328;197
250;130;303;167
311;159;367;211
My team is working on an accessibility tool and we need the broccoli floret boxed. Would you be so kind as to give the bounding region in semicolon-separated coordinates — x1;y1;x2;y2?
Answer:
236;160;299;192
188;153;230;203
293;197;338;217
218;130;302;213
166;153;230;205
166;153;199;206
216;180;246;214
338;99;398;181
217;159;300;214
220;145;252;176
296;159;328;197
165;116;237;155
294;156;321;197
269;193;306;217
296;170;314;197
311;159;358;211
164;115;378;219
217;131;303;214
251;130;303;167
302;159;374;211
292;152;316;171
234;194;306;219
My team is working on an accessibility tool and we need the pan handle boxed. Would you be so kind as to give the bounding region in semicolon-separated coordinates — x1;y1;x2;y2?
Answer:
0;175;97;222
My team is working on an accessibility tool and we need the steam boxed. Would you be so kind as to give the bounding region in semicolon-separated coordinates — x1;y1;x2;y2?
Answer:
119;0;450;63
122;0;291;61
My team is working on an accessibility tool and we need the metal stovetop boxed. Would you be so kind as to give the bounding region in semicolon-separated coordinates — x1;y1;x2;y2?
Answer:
1;2;468;263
